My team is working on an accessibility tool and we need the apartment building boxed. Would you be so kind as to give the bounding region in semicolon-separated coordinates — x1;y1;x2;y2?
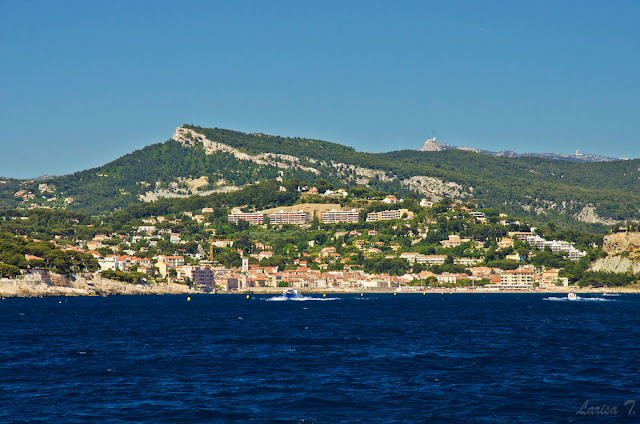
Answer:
322;209;359;223
227;212;267;225
270;211;310;225
491;270;535;289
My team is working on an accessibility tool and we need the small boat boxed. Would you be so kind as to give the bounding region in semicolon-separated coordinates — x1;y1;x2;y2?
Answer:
567;292;578;300
282;289;303;299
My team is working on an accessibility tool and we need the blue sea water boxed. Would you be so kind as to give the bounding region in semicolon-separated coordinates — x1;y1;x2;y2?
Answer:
1;293;639;423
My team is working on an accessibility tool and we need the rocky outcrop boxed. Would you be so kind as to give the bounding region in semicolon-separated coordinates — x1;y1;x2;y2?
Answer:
603;231;640;258
574;206;618;225
420;138;451;152
173;127;320;174
590;256;640;274
401;176;471;200
0;273;202;297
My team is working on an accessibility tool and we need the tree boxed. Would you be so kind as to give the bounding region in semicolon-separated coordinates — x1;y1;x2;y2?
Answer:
0;263;21;277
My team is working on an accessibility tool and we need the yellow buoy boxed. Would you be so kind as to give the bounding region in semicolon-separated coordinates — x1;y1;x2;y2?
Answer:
187;297;191;301
323;293;326;297
360;293;363;296
246;294;250;299
423;292;425;295
394;292;396;296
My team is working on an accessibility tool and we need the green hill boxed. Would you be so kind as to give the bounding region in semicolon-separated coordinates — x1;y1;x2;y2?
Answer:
1;124;638;232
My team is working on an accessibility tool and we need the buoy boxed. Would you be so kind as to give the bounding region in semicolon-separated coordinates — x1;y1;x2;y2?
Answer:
246;294;250;299
394;292;396;296
423;292;425;295
323;293;326;297
187;297;191;301
360;293;363;296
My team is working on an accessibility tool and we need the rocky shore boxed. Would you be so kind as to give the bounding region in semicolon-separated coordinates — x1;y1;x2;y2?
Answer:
0;273;201;298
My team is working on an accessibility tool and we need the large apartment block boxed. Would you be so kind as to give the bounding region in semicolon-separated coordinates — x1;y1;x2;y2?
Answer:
179;265;215;289
495;270;535;289
227;212;267;225
366;209;405;222
322;209;359;224
270;211;310;225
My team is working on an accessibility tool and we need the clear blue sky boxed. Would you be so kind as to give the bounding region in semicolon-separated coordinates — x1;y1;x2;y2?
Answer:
1;0;639;178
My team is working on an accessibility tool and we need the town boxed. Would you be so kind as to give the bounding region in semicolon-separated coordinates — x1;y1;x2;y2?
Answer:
0;181;599;294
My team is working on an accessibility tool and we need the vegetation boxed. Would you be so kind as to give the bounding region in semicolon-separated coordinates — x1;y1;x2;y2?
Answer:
0;232;99;275
2;125;640;233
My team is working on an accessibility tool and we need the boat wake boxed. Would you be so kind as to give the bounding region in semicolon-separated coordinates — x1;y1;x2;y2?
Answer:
266;296;338;302
544;296;612;302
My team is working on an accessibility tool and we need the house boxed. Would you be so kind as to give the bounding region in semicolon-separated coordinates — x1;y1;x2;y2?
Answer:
86;241;103;251
440;235;470;248
542;269;569;287
454;257;481;266
163;256;185;268
436;273;468;285
258;251;274;260
505;253;521;262
470;266;493;279
416;255;447;265
382;195;398;204
25;254;45;262
497;238;514;249
400;252;420;263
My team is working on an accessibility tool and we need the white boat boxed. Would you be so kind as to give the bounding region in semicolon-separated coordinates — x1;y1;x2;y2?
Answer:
567;292;578;300
282;289;303;299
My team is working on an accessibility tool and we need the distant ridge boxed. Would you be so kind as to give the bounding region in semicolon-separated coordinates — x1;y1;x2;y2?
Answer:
420;138;618;163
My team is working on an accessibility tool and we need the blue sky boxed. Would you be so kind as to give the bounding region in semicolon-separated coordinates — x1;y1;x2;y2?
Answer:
1;0;639;178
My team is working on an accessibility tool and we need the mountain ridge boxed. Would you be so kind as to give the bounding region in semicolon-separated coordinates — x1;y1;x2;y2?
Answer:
420;138;619;163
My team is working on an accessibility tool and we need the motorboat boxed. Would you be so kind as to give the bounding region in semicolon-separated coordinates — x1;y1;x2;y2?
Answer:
282;289;303;299
567;292;578;300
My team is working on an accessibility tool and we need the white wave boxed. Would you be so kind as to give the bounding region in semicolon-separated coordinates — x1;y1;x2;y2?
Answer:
265;296;338;302
544;296;612;302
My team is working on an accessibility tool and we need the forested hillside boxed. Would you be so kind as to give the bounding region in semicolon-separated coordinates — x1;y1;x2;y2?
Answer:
1;124;639;232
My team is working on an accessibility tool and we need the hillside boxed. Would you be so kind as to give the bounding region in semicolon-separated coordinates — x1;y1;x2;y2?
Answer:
2;124;640;232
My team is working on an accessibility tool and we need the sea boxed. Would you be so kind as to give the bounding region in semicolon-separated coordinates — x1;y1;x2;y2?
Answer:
1;293;639;423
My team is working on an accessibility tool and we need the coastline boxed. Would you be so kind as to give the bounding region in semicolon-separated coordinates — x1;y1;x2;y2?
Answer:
2;277;639;298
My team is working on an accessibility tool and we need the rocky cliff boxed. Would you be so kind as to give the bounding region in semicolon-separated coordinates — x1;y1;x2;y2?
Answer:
603;231;640;258
589;231;640;273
